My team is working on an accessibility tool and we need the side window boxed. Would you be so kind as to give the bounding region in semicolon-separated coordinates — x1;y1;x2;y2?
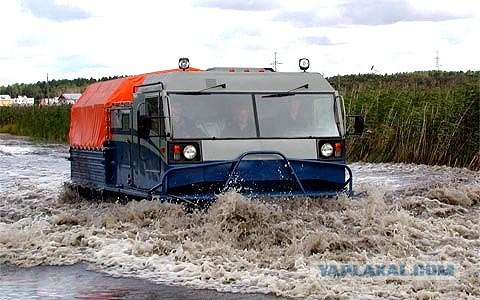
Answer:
159;113;166;137
121;113;129;131
146;95;166;137
146;96;159;136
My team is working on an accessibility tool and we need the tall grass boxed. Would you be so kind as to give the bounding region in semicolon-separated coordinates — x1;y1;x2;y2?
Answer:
0;105;71;143
330;71;480;170
0;71;478;170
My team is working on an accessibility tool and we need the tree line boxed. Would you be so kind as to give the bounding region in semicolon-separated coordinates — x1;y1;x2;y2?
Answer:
0;76;124;100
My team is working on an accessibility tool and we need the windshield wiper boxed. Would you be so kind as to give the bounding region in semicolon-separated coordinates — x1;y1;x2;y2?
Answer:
174;83;227;95
198;83;226;92
262;83;309;98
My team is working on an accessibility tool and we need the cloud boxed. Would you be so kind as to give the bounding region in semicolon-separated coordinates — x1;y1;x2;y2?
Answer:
274;0;469;27
218;28;262;40
338;0;467;25
21;0;90;22
54;55;106;73
242;44;266;51
16;34;47;47
194;0;280;11
300;36;340;46
274;11;322;27
441;32;462;46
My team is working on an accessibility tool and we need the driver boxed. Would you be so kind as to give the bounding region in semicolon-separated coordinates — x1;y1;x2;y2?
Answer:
222;104;255;137
170;101;202;138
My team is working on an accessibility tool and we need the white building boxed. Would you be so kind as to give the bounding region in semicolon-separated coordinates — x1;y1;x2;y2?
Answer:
11;96;35;106
39;93;81;105
40;97;60;106
58;93;81;105
0;95;12;106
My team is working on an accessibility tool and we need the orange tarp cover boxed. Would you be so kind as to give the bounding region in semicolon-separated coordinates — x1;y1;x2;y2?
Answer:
69;68;200;148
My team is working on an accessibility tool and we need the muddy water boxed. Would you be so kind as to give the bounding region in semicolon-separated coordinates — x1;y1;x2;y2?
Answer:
0;133;479;299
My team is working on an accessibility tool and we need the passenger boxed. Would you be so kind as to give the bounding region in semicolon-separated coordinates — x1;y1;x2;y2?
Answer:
170;101;202;138
223;105;255;137
285;99;308;129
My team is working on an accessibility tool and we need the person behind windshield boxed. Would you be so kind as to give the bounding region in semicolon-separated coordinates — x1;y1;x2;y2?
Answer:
285;99;309;129
222;104;255;138
170;101;203;138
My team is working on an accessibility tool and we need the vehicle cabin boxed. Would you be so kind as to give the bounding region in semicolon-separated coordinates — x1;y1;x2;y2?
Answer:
68;58;363;203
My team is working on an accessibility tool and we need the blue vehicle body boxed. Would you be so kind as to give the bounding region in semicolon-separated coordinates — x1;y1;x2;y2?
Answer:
68;64;361;204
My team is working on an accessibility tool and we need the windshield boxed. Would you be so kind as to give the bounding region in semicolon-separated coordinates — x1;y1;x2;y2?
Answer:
168;93;339;138
169;94;256;138
256;94;339;137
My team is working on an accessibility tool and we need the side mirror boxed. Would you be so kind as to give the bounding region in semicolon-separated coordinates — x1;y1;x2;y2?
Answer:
138;115;151;139
348;115;365;135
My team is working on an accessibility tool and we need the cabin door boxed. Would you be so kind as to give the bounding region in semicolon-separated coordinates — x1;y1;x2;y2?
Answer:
131;93;163;190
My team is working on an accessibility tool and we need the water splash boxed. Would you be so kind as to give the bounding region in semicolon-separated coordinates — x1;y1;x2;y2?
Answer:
1;135;479;299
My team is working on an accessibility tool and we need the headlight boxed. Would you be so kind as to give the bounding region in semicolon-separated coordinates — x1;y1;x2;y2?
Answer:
299;58;310;71
320;143;333;157
178;57;190;70
183;145;197;160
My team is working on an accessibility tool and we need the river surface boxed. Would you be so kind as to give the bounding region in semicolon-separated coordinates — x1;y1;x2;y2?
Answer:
0;133;479;299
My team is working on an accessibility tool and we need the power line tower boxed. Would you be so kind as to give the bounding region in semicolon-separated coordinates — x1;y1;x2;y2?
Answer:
46;73;50;100
435;51;440;71
271;52;283;71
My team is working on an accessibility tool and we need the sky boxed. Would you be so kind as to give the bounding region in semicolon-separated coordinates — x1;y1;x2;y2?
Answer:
0;0;479;85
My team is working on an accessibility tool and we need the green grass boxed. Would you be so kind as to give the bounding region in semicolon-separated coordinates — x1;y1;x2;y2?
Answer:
0;105;71;143
330;71;479;170
1;71;478;170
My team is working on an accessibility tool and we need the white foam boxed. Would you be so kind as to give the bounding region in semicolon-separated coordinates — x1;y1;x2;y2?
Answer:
1;135;480;298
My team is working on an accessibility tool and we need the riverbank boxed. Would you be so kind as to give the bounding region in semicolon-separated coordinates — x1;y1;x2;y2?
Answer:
331;71;479;170
0;105;70;143
1;71;478;169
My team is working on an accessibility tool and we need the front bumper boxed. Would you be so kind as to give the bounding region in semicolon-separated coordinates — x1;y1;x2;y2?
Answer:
150;151;353;203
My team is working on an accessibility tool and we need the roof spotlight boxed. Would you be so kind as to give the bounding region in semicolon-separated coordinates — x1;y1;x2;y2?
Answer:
178;58;190;70
299;58;310;72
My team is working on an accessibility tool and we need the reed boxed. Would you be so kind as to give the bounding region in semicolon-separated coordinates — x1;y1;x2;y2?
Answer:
0;105;71;143
0;71;478;170
331;71;480;170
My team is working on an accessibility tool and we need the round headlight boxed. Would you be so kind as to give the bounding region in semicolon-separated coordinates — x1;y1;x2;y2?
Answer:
178;57;190;70
299;58;310;71
183;145;197;160
320;143;334;157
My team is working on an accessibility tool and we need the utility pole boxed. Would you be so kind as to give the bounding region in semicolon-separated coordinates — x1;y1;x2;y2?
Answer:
46;73;50;101
435;51;440;71
271;52;283;71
